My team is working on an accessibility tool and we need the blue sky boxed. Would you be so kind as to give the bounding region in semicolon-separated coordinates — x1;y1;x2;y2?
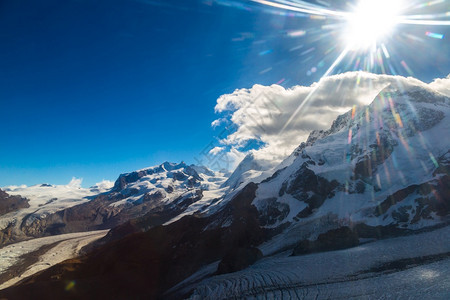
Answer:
1;0;449;186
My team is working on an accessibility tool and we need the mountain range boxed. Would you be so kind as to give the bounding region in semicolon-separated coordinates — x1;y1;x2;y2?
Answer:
0;80;448;299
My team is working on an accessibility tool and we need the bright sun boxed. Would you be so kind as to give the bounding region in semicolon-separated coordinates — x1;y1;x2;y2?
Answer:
344;0;404;50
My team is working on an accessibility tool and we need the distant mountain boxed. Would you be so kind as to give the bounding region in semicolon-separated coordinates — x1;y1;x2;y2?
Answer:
0;182;108;245
221;153;273;191
0;162;227;246
1;81;449;299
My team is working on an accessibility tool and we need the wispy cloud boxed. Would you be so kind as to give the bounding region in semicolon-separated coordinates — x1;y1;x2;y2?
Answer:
67;177;83;188
93;180;114;190
209;146;224;155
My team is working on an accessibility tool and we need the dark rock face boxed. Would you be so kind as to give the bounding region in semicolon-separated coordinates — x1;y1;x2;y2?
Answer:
278;164;340;219
372;150;450;226
292;227;359;256
258;198;290;226
405;107;444;136
217;247;263;275
286;164;339;201
0;190;30;245
0;222;17;246
374;180;450;219
142;190;165;203
261;167;285;184
0;189;29;216
345;180;366;194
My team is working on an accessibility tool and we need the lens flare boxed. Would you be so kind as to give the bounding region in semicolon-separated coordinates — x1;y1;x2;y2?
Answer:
343;0;405;50
246;0;450;136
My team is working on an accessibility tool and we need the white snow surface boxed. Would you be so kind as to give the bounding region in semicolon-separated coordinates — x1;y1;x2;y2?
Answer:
222;153;275;192
187;226;450;299
0;181;113;231
0;230;108;290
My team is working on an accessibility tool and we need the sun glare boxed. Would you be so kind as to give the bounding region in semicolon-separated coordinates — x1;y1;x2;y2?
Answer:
344;0;404;50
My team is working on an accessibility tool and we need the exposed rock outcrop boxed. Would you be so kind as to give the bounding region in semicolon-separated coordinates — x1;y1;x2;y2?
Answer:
0;189;29;216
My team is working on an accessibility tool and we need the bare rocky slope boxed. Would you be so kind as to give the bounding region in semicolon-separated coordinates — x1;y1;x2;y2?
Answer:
0;190;29;245
0;190;29;217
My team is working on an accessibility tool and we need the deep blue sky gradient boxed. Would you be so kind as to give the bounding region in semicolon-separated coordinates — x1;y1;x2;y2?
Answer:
1;0;449;186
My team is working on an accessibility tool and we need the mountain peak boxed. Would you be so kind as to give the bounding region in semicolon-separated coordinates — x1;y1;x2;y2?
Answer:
252;80;450;254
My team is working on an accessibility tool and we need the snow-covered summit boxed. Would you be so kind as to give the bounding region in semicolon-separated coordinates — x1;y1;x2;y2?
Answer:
109;161;226;207
220;153;273;191
251;81;450;254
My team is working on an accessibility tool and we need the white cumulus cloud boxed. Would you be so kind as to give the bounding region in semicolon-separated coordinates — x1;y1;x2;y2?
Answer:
429;74;450;97
212;71;449;170
209;146;225;155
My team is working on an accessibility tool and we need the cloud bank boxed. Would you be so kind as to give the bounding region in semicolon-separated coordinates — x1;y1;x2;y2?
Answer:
211;71;450;170
429;74;450;97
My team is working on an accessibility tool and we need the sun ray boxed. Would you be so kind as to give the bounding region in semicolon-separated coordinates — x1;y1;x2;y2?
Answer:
279;46;351;133
397;19;450;26
245;0;450;138
249;0;348;17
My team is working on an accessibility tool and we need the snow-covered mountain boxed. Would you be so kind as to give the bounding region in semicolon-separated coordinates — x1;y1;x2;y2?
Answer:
0;162;227;246
109;161;227;213
221;153;275;192
0;181;111;245
0;80;448;299
164;81;449;298
251;82;449;254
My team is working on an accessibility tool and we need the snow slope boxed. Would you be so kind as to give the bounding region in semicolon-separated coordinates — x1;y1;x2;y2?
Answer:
0;230;108;289
186;226;450;299
221;153;275;192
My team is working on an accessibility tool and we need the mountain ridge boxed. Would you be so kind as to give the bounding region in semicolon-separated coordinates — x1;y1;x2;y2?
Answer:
0;80;449;298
